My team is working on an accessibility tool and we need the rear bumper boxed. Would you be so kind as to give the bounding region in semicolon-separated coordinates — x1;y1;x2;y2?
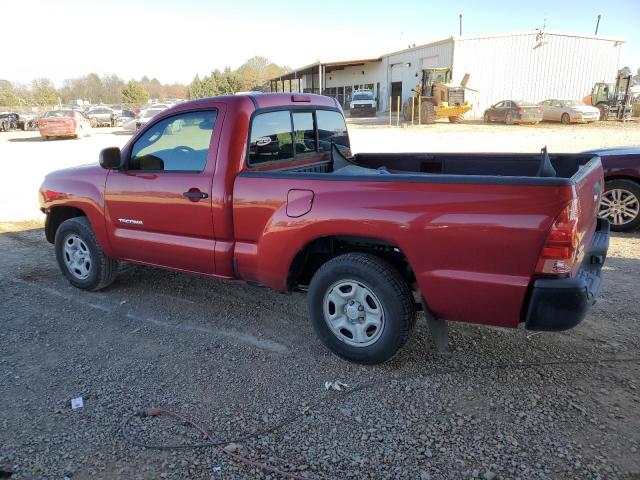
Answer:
524;218;610;331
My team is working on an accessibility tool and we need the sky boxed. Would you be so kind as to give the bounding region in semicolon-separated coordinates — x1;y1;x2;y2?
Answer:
2;0;639;87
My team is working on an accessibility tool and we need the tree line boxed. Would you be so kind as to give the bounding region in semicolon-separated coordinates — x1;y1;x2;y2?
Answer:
0;56;288;108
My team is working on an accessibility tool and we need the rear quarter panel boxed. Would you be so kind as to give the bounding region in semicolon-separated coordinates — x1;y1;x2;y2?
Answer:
233;175;574;327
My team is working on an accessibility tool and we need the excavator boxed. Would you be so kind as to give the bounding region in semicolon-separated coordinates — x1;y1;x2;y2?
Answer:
402;68;473;124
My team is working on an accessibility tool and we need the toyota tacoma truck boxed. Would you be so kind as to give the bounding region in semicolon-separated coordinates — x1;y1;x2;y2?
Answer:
39;93;610;364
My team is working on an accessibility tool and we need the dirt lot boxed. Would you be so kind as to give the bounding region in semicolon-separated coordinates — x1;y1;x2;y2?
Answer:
1;120;639;220
1;121;639;479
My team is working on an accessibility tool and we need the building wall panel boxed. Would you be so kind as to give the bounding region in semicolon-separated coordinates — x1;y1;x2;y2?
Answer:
452;33;623;118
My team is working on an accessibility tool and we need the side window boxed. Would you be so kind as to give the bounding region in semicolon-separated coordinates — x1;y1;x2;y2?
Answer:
249;111;293;165
494;101;504;108
292;112;315;154
316;110;350;153
130;111;217;172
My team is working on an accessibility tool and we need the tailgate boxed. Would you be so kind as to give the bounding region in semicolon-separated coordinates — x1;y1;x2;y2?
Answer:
571;155;604;273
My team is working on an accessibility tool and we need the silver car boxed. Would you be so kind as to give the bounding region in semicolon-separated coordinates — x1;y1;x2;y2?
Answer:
539;99;600;124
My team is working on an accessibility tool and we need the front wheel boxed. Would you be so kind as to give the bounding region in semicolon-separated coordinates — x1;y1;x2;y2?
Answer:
599;179;640;232
55;217;119;290
308;253;416;364
561;113;571;125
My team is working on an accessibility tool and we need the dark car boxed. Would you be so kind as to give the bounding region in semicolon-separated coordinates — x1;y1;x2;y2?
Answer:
0;112;20;131
483;100;542;125
585;147;640;232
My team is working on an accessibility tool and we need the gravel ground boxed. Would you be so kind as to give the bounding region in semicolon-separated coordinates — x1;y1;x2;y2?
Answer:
0;221;638;480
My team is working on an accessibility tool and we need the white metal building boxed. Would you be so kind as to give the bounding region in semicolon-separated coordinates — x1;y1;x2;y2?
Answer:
269;31;625;118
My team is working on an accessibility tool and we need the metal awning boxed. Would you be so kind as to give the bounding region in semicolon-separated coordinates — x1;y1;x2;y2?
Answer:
269;58;382;83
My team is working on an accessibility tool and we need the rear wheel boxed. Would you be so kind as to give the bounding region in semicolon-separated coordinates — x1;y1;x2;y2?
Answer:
448;114;464;123
483;112;490;123
308;253;416;364
599;179;640;232
505;112;514;125
561;113;571;125
54;217;119;290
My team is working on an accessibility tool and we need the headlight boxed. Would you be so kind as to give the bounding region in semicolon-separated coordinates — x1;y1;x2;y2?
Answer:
350;104;354;109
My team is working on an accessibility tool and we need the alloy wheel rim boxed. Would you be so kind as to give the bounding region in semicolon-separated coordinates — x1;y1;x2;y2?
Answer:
323;279;385;347
63;233;92;280
599;188;639;225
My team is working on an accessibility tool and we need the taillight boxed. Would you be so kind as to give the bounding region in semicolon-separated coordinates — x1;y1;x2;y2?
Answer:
535;199;580;275
539;107;543;114
518;107;525;113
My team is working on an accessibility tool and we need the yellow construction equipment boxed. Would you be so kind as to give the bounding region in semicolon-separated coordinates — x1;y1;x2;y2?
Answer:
403;68;473;124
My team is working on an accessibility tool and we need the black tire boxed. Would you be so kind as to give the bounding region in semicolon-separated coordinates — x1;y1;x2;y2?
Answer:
484;112;490;123
54;217;118;291
448;114;464;123
308;253;416;364
420;101;436;124
601;179;640;232
505;112;514;125
596;104;607;121
42;135;48;141
561;113;571;125
402;101;412;121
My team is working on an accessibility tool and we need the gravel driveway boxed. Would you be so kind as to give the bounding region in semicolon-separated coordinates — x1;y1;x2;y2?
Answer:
0;221;638;480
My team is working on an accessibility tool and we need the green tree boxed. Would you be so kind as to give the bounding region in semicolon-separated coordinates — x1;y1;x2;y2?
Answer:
0;80;21;106
236;56;289;91
31;78;58;106
122;81;149;107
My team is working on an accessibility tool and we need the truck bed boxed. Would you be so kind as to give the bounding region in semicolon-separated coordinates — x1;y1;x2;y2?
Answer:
234;150;603;328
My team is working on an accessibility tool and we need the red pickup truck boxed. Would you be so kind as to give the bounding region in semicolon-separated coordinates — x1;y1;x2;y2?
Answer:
39;93;609;364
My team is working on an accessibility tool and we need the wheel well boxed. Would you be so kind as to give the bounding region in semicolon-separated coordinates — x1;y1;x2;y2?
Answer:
287;236;416;291
604;175;640;186
45;206;86;243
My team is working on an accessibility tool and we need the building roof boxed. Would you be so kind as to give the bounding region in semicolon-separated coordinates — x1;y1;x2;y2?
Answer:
269;58;381;82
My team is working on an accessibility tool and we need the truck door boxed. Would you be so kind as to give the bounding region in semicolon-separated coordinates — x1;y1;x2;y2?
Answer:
104;108;222;274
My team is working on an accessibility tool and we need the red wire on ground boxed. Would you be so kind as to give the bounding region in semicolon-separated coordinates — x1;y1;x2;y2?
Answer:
143;407;308;480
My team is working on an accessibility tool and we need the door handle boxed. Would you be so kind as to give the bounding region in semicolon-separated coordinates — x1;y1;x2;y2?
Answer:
183;190;208;200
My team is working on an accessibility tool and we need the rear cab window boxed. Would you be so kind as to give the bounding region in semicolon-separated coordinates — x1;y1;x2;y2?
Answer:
248;108;349;169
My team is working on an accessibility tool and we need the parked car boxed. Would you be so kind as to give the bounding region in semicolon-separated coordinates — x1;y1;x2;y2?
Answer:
0;112;20;131
483;100;542;124
38;110;91;140
18;112;40;130
349;90;377;117
134;108;165;130
39;93;608;364
539;99;600;124
118;108;136;126
585;147;640;232
86;106;117;127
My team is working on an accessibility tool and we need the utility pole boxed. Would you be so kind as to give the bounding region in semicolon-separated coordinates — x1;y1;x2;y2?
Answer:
459;14;462;36
595;14;601;35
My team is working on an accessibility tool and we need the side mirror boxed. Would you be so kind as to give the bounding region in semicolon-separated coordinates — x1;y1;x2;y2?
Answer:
99;147;122;170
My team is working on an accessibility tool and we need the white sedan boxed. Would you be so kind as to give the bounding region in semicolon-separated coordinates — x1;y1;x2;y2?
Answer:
539;99;600;124
122;108;165;132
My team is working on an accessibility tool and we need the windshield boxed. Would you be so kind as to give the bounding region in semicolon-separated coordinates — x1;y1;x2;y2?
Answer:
353;93;373;101
561;100;585;106
44;110;73;118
